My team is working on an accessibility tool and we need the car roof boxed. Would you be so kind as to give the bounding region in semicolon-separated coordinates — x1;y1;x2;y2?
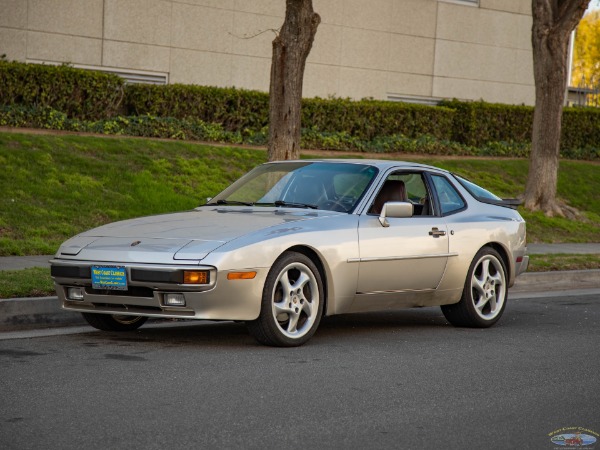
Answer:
266;158;449;174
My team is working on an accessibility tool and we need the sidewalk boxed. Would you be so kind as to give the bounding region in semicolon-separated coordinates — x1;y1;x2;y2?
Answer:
0;254;53;270
1;244;599;331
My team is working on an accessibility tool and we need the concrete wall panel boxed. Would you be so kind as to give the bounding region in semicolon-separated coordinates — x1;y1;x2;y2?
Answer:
437;2;531;50
390;0;438;38
28;0;103;38
27;31;101;65
0;0;535;105
480;0;530;16
338;67;388;99
0;0;27;28
170;48;231;85
434;39;532;85
174;0;235;10
433;76;535;105
340;28;389;71
303;63;341;98
343;0;392;31
103;40;170;72
104;0;172;46
171;3;233;53
387;71;433;98
514;48;534;86
388;34;435;75
230;55;270;91
234;0;285;18
313;0;344;26
308;23;343;66
0;28;27;60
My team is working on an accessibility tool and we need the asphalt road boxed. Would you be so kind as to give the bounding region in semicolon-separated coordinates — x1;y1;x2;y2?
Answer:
1;291;599;450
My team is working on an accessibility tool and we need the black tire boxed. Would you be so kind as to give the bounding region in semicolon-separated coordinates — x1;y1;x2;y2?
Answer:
81;313;147;331
247;251;324;347
441;247;508;328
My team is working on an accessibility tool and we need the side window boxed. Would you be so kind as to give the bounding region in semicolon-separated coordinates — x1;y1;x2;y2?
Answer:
431;175;466;216
369;172;433;216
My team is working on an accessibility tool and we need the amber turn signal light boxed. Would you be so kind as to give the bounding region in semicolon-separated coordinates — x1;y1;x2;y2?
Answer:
227;271;257;280
183;270;209;284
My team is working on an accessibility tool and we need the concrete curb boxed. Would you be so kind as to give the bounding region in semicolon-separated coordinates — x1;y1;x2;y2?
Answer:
510;269;600;293
0;296;85;331
1;269;599;332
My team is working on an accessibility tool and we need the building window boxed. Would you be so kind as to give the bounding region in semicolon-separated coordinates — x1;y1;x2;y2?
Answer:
438;0;479;6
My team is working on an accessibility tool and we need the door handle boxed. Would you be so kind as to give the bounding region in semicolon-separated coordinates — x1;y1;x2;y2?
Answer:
429;227;446;238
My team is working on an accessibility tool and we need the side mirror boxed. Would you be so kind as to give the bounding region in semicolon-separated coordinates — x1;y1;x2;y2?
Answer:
379;202;413;227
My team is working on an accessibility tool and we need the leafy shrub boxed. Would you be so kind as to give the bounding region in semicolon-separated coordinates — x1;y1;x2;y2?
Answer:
125;84;270;131
302;98;455;141
562;107;600;153
1;61;599;160
439;99;533;146
0;61;125;119
1;105;598;160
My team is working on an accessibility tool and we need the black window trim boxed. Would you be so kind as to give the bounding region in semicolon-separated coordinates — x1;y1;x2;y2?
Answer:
365;169;440;218
428;173;468;217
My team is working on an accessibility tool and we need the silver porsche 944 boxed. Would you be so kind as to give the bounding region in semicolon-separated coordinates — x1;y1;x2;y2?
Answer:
51;160;528;346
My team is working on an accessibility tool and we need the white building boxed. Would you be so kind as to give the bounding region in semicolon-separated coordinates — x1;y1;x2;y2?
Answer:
0;0;534;105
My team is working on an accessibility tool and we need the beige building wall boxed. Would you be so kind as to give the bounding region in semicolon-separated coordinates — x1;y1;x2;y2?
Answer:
0;0;535;105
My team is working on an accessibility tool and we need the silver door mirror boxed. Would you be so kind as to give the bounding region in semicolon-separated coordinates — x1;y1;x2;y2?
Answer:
379;202;413;227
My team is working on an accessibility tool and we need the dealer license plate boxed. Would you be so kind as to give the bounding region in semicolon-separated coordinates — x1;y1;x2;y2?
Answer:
91;265;127;290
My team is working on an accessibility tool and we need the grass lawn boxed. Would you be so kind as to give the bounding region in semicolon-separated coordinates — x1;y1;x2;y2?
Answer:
0;268;55;299
0;132;265;255
1;130;599;257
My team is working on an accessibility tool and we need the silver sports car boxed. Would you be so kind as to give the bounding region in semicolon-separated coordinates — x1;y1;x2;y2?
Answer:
51;159;528;346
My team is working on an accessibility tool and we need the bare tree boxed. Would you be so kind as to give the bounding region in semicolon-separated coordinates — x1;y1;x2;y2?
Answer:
524;0;590;216
267;0;320;161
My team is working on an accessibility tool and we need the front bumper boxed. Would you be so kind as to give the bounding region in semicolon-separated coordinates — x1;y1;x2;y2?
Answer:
50;259;267;321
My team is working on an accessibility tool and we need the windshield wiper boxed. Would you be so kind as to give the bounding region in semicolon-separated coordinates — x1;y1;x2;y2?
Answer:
207;199;254;206
274;200;318;210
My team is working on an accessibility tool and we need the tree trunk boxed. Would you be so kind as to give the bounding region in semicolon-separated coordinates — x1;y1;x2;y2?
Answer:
267;0;320;161
525;0;589;217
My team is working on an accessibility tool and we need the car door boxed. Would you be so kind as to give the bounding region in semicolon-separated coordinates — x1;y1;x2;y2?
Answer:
356;171;449;295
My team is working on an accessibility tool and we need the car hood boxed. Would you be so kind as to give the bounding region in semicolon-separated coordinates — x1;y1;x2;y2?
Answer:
57;207;338;263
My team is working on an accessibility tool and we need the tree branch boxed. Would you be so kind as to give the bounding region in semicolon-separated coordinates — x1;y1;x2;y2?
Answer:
555;0;590;35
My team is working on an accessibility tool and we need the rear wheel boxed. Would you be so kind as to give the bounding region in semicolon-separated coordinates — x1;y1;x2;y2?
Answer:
247;252;324;347
81;313;147;331
441;247;507;328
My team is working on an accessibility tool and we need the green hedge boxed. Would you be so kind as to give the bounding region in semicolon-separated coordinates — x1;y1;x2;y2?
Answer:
301;98;455;140
562;107;600;154
1;61;600;160
125;85;455;141
125;84;269;131
439;100;533;146
439;100;600;156
0;61;125;119
2;105;597;159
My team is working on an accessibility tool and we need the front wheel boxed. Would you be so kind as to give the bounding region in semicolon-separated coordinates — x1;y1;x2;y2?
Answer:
81;313;147;331
441;247;508;328
247;252;324;347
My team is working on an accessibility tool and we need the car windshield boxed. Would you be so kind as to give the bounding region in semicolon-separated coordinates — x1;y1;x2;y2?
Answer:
208;161;379;213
